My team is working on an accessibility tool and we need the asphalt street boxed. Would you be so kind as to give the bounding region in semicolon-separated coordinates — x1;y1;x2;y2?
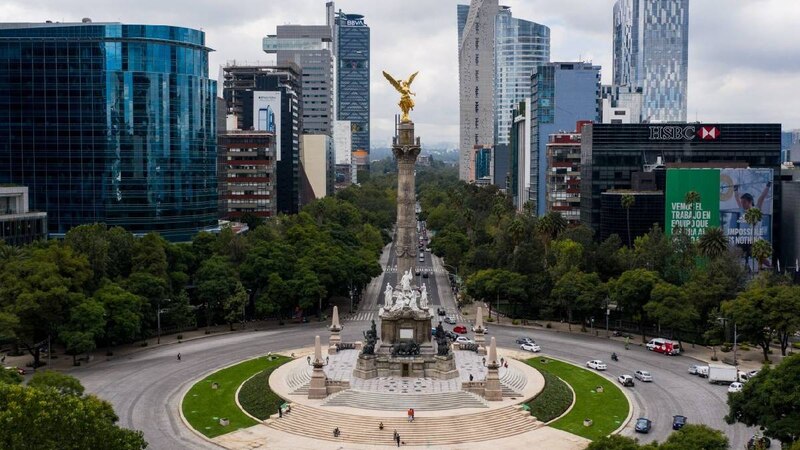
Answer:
74;236;756;450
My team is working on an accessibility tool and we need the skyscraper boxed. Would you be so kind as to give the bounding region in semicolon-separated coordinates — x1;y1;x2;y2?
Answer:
0;21;218;241
613;0;689;123
530;62;601;215
458;1;549;183
494;7;549;147
335;10;370;159
263;25;333;135
458;0;499;182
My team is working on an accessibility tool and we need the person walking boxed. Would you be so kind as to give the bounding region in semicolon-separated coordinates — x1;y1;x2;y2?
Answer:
177;353;181;361
407;408;413;422
469;373;473;381
278;405;283;418
395;432;401;447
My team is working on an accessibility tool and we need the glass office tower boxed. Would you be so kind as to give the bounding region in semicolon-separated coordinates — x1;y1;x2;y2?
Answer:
335;11;370;157
613;0;689;123
0;22;217;241
494;7;549;146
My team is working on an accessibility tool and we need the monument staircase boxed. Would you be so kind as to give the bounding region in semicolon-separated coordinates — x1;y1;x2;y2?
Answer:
266;403;541;446
500;366;528;397
286;365;311;395
322;389;488;411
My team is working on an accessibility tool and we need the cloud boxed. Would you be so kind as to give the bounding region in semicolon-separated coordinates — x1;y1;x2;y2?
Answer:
1;0;797;148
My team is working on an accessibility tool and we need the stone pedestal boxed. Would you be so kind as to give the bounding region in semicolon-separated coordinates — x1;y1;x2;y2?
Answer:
353;354;378;379
308;365;328;399
484;365;502;401
431;354;459;380
474;331;486;355
328;331;342;354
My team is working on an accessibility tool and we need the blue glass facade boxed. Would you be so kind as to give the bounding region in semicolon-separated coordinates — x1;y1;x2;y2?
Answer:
0;23;217;241
335;12;370;156
531;62;601;215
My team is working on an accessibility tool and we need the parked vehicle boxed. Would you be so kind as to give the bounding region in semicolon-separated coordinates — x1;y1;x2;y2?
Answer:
634;370;653;382
586;360;607;371
618;375;635;387
516;337;535;345
422;272;429;278
453;325;468;334
728;382;744;393
634;418;652;433
646;338;681;355
520;343;541;353
672;415;687;430
708;364;738;384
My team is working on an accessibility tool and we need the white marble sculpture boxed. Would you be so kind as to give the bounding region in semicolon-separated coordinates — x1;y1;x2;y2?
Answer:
400;269;412;292
419;284;428;309
384;283;394;308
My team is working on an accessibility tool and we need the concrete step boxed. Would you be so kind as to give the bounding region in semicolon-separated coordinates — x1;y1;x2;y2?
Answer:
322;389;488;411
267;403;540;446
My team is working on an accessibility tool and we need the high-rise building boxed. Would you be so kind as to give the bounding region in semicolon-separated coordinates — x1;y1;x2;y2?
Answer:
0;21;217;241
602;84;643;124
333;120;356;189
0;186;47;246
301;134;334;198
458;0;499;181
218;131;277;220
546;123;590;224
510;99;532;210
263;25;333;135
530;62;601;215
613;0;689;123
494;7;549;147
335;10;370;158
222;64;302;214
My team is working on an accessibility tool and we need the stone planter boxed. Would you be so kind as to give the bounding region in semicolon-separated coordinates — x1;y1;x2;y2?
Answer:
211;382;219;390
583;419;593;427
595;386;604;393
219;418;229;426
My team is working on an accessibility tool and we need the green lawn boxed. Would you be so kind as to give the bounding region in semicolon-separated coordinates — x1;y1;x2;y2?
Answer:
526;357;629;440
182;355;291;438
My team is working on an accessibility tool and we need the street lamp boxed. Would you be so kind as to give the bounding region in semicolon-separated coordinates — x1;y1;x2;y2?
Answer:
157;298;170;344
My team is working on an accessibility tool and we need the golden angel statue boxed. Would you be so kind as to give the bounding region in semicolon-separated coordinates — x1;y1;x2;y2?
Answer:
382;70;418;122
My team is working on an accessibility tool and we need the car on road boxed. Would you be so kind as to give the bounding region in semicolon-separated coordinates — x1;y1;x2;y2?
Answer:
436;308;446;316
453;325;468;334
739;369;760;382
634;370;653;382
747;435;771;449
444;316;456;324
618;375;635;387
688;365;700;375
415;269;421;276
586;360;607;371
728;382;744;393
520;343;541;353
445;331;458;341
422;272;429;278
634;417;652;433
672;415;687;430
516;337;535;345
696;366;709;378
472;325;488;334
454;336;474;345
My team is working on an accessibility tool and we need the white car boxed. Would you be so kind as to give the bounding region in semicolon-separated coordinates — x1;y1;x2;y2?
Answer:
472;325;488;334
728;382;744;393
454;336;474;345
586;360;607;371
444;316;457;324
688;365;700;375
618;374;635;387
520;342;541;353
634;370;653;382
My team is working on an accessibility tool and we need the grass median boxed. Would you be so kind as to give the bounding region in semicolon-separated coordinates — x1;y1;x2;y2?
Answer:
182;355;291;438
525;369;573;422
526;357;629;440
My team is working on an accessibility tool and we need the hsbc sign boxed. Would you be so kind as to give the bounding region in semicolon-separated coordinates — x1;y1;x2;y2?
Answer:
649;125;720;141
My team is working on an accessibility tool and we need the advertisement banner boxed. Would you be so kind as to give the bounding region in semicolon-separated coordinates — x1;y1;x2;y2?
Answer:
253;91;281;161
719;168;773;264
665;169;720;240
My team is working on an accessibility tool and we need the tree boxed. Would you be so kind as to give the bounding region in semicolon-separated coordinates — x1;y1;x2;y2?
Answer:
751;239;773;271
697;226;729;260
726;354;800;446
222;282;249;331
621;194;635;247
60;298;105;365
28;370;85;396
723;286;777;362
0;383;147;450
465;269;527;319
65;223;111;287
165;290;195;334
95;283;144;350
770;285;800;356
644;282;698;345
659;424;728;450
195;255;239;333
609;269;660;342
586;434;641;450
551;269;605;331
744;207;763;272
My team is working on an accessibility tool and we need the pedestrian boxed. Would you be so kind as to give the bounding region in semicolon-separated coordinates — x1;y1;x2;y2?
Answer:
469;373;473;382
333;427;340;438
395;432;401;447
500;357;504;366
407;408;413;422
504;361;508;369
410;408;415;421
379;421;384;430
177;353;181;361
278;405;283;418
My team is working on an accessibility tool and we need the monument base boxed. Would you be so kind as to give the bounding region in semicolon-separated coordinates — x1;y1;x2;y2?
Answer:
353;354;378;379
308;366;328;399
484;366;502;401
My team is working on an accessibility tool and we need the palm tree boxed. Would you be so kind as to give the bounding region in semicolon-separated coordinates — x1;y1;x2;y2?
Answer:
744;207;763;272
508;217;525;249
621;194;635;247
751;239;773;271
536;213;565;267
697;226;729;260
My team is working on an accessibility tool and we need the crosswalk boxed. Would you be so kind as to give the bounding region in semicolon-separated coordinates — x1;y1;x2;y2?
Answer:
383;265;447;274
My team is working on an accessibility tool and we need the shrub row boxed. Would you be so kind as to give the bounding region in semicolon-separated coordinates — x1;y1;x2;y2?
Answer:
238;363;286;420
525;370;573;422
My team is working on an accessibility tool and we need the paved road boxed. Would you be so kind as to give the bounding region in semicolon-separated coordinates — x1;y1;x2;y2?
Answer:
74;239;755;450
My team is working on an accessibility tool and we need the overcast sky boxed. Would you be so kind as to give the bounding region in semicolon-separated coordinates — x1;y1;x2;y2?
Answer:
2;0;798;146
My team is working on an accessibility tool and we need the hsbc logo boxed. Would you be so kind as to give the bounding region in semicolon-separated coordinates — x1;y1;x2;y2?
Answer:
648;125;721;141
698;126;720;140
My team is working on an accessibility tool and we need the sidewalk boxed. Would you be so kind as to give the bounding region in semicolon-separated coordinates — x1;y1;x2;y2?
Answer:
458;301;782;372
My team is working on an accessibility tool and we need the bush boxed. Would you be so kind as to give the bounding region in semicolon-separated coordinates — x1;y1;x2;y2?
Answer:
739;344;750;351
721;344;732;353
238;366;286;420
526;371;572;422
512;319;520;325
177;334;183;340
792;342;800;350
486;316;494;323
546;323;552;329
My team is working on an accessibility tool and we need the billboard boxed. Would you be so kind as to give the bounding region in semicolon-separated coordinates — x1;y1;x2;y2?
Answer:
253;91;281;161
666;168;774;270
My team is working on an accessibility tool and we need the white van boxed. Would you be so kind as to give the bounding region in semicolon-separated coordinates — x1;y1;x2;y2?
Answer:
646;338;681;355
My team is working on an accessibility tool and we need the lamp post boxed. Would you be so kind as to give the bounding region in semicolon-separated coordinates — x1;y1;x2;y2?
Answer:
605;296;611;337
157;298;170;344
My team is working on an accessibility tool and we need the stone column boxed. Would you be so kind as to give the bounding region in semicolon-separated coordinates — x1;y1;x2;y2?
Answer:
474;306;486;355
392;121;421;280
484;337;502;401
308;335;328;399
329;306;342;353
